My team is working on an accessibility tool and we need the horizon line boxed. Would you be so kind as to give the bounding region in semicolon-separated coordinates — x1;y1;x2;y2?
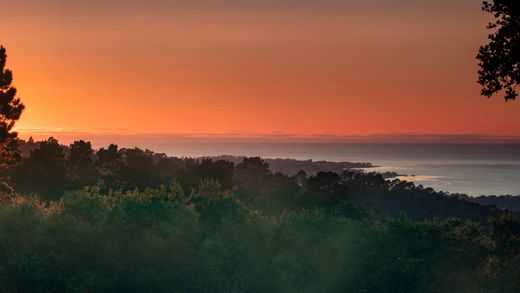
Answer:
14;128;520;144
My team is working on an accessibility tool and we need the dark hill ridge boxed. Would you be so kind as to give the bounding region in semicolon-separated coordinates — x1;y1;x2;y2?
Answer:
462;194;520;212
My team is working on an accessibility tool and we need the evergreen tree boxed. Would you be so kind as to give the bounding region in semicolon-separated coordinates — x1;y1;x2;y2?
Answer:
0;46;24;145
0;46;25;191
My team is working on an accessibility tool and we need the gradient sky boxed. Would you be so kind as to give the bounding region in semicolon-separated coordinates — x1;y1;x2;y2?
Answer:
1;0;519;141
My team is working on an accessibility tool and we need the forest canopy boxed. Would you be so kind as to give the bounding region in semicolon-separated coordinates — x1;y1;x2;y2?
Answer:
0;137;518;291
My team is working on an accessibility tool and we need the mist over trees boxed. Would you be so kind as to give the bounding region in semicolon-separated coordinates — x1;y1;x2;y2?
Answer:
0;187;518;292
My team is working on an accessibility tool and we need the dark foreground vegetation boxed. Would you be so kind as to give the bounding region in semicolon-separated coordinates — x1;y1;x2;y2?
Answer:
0;137;518;292
1;182;520;292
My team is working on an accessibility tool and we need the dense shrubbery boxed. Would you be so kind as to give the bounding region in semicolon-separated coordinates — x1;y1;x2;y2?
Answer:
0;184;519;292
2;138;520;292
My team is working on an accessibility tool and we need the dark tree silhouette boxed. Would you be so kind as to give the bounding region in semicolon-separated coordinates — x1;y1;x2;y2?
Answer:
234;157;271;197
120;148;158;189
68;140;97;188
477;0;520;100
96;144;123;190
11;137;67;199
0;46;24;144
0;46;25;190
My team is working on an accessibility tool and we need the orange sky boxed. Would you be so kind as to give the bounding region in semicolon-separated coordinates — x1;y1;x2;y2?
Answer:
1;0;519;141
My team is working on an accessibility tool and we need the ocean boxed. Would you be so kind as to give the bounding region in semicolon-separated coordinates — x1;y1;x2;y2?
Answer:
148;142;520;197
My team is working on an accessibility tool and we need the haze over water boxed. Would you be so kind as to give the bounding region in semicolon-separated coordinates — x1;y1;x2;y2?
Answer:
150;142;520;197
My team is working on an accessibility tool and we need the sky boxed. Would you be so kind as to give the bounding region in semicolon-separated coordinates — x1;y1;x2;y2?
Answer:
1;0;520;143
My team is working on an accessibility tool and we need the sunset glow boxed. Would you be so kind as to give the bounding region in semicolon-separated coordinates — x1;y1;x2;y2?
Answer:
1;0;519;141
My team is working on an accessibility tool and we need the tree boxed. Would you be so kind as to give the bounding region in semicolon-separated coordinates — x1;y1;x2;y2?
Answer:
119;148;158;189
0;46;24;144
11;137;67;199
96;144;123;190
234;157;271;197
477;0;520;100
300;171;347;208
68;140;97;188
0;46;25;191
178;159;235;190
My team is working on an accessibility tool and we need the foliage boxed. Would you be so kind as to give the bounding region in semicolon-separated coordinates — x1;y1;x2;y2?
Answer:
477;0;520;100
0;186;518;292
11;138;67;199
9;138;503;223
0;46;25;191
3;138;520;291
0;46;24;144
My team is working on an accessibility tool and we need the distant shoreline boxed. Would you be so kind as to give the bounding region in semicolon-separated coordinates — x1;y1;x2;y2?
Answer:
198;155;374;177
18;139;520;199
